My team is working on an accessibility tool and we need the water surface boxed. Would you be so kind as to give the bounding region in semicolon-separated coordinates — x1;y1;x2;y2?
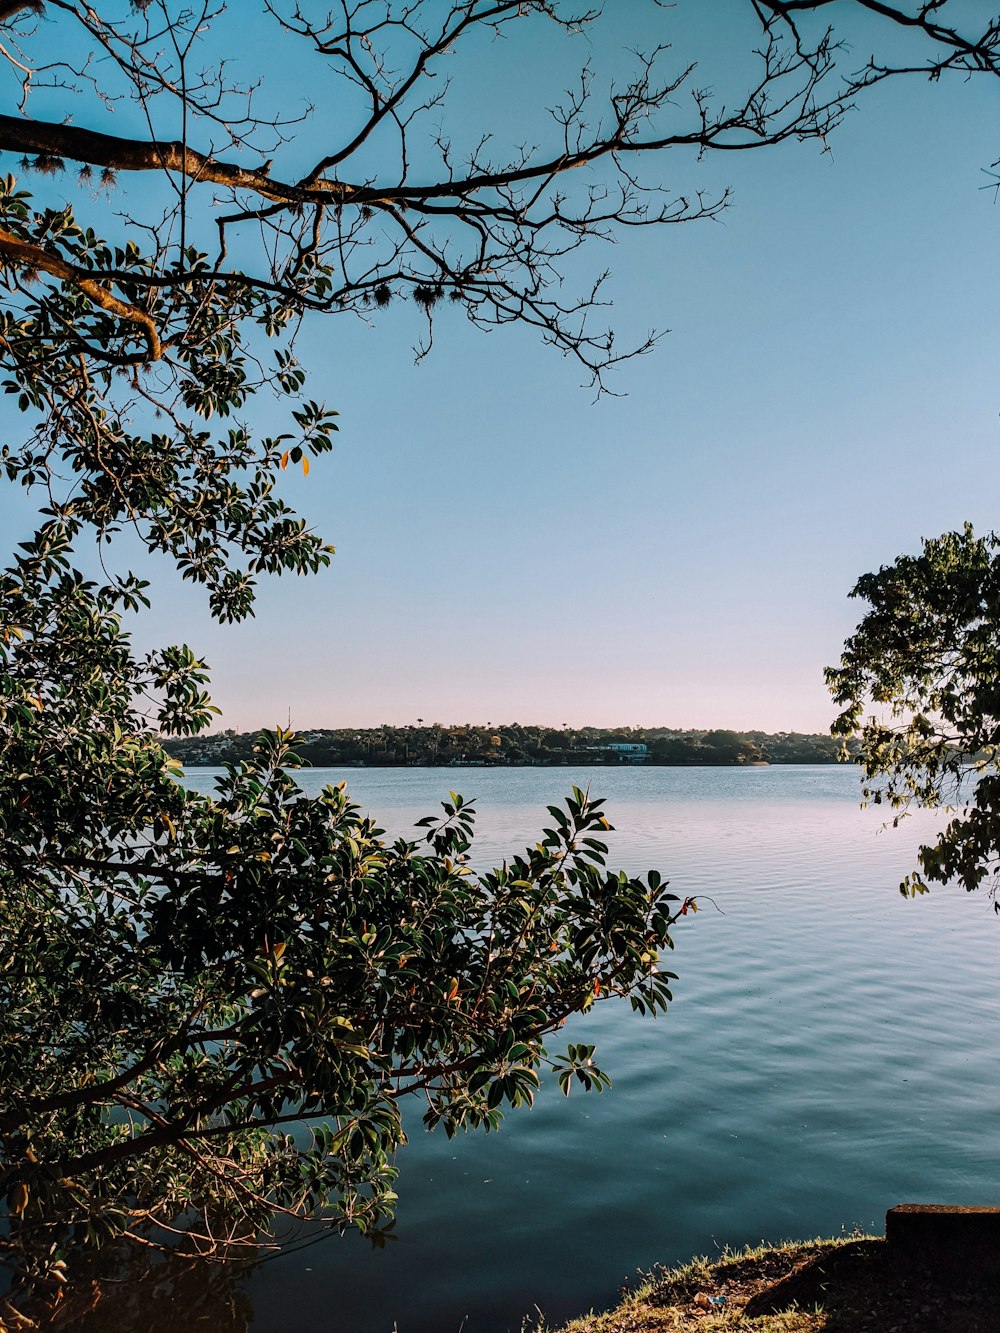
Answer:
179;764;1000;1332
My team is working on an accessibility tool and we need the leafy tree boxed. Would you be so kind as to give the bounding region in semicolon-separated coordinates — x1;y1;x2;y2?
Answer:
0;0;773;1309
701;729;761;764
828;526;1000;903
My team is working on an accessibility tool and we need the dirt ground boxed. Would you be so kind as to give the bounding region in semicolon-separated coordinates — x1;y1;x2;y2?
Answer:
552;1237;1000;1333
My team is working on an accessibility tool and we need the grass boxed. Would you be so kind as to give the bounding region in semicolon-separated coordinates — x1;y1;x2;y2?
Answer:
545;1234;1000;1333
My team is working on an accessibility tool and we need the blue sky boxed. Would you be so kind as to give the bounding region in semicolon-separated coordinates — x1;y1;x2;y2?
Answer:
3;2;999;732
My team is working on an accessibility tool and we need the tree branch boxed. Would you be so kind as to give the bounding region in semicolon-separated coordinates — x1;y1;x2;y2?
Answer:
0;225;161;357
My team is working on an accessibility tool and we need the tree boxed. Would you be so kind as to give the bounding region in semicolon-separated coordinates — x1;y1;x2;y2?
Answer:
4;479;684;1311
0;0;821;1311
827;526;1000;903
701;729;761;764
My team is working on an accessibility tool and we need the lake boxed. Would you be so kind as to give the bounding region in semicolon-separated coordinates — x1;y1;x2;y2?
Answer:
177;763;1000;1333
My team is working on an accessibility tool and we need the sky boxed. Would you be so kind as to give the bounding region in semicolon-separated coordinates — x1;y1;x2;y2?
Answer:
3;1;1000;733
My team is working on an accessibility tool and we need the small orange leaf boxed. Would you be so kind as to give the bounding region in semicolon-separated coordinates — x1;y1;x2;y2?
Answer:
445;978;459;1001
280;451;290;469
593;978;601;997
302;456;310;476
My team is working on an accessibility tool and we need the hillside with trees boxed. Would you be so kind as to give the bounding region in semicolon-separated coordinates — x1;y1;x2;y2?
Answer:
164;725;855;768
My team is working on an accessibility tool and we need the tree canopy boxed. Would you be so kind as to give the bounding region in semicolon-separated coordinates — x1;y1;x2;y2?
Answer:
828;526;1000;905
0;0;735;1310
163;723;849;767
1;478;684;1308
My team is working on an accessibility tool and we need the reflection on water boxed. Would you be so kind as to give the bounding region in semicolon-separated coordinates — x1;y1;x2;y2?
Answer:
121;766;1000;1331
16;1248;253;1332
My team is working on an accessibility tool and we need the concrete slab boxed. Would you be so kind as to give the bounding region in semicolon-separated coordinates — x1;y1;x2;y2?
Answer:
886;1204;1000;1276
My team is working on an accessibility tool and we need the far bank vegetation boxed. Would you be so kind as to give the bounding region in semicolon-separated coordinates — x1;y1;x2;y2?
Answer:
164;726;854;768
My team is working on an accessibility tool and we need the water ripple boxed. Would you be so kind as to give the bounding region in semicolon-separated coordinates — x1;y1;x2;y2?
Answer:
189;765;1000;1333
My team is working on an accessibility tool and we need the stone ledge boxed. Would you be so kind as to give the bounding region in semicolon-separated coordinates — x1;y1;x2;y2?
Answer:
886;1204;1000;1275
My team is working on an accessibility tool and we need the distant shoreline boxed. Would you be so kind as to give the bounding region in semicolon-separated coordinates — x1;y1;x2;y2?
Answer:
175;757;856;769
164;726;853;769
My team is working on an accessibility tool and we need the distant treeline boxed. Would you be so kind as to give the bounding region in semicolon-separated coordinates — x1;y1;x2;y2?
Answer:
164;725;857;768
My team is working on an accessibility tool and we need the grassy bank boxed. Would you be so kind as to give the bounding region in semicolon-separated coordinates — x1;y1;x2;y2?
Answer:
548;1234;998;1332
